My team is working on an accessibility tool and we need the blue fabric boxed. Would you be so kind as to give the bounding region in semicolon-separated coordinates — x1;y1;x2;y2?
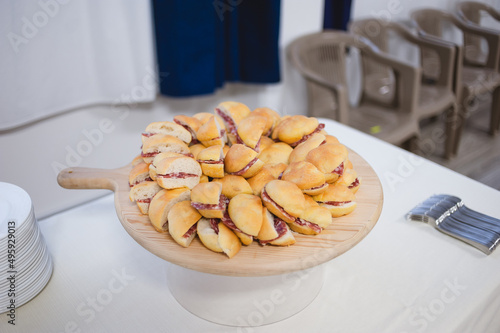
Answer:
152;0;281;97
323;0;352;31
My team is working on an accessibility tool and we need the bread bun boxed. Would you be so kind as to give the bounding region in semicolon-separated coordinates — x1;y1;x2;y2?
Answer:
224;144;264;178
324;134;340;145
141;134;191;164
131;154;144;166
197;145;224;178
129;181;162;215
251;107;281;137
258;208;295;246
197;218;223;253
196;116;227;147
281;161;327;196
271;115;291;140
129;161;152;187
149;152;186;181
193;112;215;125
215;101;251;137
143;121;192;145
275;115;324;147
261;180;306;224
190;182;228;218
217;222;242;258
305;143;348;183
288;133;326;164
197;218;242;258
246;163;287;196
236;114;267;150
259;142;293;165
167;201;202;247
189;143;208;160
289;205;332;235
312;183;356;217
154;156;202;190
148;188;191;232
211;175;253;199
258;136;275;153
173;115;202;144
228;194;263;236
336;168;361;193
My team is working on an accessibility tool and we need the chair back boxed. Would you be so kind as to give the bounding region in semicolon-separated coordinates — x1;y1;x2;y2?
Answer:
349;19;397;106
288;31;355;119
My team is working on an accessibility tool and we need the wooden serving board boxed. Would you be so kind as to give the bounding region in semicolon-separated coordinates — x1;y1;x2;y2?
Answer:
57;148;383;277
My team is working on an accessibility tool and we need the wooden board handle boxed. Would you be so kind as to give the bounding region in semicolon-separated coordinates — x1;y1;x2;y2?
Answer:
57;166;129;191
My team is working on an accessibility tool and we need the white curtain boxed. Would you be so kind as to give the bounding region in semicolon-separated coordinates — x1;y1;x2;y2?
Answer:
0;0;156;131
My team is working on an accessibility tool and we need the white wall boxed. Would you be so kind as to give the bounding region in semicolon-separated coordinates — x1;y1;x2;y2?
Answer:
1;0;497;219
0;1;324;219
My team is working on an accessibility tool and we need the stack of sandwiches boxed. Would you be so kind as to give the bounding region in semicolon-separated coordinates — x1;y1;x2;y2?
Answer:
128;102;362;258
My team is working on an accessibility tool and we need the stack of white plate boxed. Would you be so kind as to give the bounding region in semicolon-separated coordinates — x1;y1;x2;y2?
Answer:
0;182;53;312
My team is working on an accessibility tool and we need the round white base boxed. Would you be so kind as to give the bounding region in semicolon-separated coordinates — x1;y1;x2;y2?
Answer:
166;263;326;327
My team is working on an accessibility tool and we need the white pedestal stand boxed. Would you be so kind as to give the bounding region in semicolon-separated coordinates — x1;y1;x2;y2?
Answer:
166;263;326;327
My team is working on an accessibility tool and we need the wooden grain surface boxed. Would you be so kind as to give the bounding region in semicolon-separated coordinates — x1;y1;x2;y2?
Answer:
57;148;383;277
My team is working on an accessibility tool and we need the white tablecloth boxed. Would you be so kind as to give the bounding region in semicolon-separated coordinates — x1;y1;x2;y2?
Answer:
3;119;500;333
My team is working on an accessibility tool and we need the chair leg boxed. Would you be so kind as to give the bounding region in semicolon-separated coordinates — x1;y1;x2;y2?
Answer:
444;104;457;160
490;86;500;136
452;91;471;156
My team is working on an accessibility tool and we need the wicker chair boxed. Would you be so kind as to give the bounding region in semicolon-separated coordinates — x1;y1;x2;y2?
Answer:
349;18;458;158
411;8;500;156
457;1;500;70
287;30;420;149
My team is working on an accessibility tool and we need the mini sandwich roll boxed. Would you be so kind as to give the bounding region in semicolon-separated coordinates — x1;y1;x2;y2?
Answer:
129;161;152;187
236;114;267;150
154;155;202;190
258;207;295;246
258;142;293;165
149;152;186;181
313;183;356;217
271;115;291;141
141;134;191;164
131;154;144;166
258;136;275;153
190;182;228;219
335;168;361;193
148;188;191;232
251;107;281;137
228;194;263;237
196;115;227;147
197;145;225;178
211;175;253;199
306;143;348;183
275;115;325;147
281;161;328;196
303;193;320;208
189;143;208;160
324;134;340;145
197;218;241;258
214;101;251;141
173;115;202;145
129;181;162;215
193;112;215;125
224;144;264;178
261;180;306;224
288;133;326;164
142;121;192;145
246;163;287;196
290;205;332;235
168;201;202;248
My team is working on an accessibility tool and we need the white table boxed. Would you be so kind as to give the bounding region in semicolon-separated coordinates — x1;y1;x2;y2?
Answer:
3;119;500;333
